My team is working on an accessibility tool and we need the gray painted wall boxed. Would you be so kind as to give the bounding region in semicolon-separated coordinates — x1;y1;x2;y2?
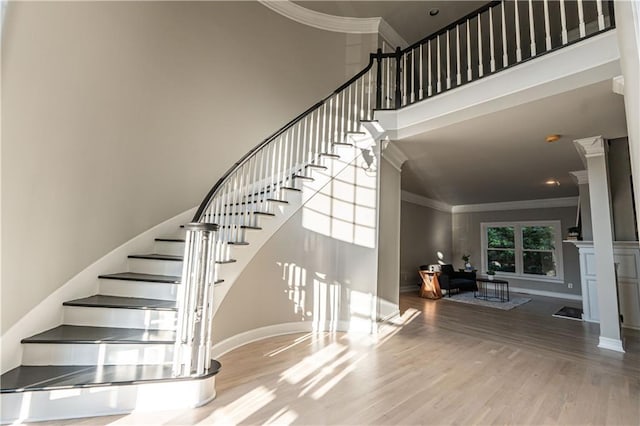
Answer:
377;158;401;318
399;201;452;289
609;137;638;241
452;207;582;296
212;156;379;342
1;1;373;333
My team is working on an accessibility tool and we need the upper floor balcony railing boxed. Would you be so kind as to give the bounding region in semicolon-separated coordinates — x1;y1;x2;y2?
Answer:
375;0;615;110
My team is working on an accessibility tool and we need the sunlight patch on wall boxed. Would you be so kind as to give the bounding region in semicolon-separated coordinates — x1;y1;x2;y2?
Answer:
302;158;377;248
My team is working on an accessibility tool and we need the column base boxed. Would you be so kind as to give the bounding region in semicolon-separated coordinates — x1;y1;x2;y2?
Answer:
598;336;625;353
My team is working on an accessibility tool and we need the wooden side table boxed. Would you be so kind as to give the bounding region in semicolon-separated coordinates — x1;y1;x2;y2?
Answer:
419;270;442;299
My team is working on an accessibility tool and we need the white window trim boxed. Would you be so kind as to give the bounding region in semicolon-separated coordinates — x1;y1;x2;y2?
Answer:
480;220;564;283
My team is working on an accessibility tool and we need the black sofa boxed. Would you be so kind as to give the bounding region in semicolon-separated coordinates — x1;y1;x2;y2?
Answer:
438;264;477;296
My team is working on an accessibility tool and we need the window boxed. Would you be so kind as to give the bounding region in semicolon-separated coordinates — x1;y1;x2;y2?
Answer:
481;221;563;282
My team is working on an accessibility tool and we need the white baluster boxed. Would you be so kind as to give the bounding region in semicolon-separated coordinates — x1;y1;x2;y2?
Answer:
428;40;433;96
347;85;352;134
466;20;472;81
446;31;451;89
456;26;462;85
596;0;605;31
386;57;391;108
577;0;586;38
528;0;536;56
543;0;552;50
410;50;416;103
321;103;327;156
501;2;508;67
478;13;484;77
340;90;345;140
419;44;424;99
560;0;568;44
359;75;365;122
437;35;442;93
403;54;407;105
515;0;522;62
367;69;372;119
489;6;496;72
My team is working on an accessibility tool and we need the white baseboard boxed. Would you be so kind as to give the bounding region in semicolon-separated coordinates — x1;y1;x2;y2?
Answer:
210;322;314;359
210;317;381;359
509;286;582;301
377;298;399;321
0;207;196;374
598;336;625;353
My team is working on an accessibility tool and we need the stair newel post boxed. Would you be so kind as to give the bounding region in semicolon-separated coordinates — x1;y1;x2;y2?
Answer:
173;223;219;377
394;46;402;109
375;48;382;110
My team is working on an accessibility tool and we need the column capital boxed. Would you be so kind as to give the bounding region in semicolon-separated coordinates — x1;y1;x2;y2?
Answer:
569;170;589;185
573;136;607;162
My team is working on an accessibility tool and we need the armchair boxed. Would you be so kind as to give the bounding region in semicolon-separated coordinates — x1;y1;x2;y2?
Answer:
438;264;477;296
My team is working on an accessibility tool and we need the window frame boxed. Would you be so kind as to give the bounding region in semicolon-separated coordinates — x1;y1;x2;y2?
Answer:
480;220;564;283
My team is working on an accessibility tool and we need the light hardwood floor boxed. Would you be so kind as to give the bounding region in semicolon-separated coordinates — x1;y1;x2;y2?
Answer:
35;292;640;425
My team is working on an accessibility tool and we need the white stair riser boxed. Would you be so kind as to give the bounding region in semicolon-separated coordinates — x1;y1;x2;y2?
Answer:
99;280;179;301
128;258;183;276
0;375;216;424
64;306;176;330
154;241;185;256
21;343;174;366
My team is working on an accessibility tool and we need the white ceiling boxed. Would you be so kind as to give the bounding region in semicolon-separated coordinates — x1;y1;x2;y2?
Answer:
396;80;627;205
289;1;628;206
292;1;481;44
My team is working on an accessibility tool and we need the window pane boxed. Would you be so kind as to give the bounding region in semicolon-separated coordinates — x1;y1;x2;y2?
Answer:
487;249;516;272
523;251;556;276
487;226;515;249
522;226;555;250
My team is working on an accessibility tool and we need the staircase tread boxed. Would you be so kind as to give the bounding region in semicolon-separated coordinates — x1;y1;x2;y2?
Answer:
221;211;274;216
128;253;183;261
306;164;328;170
281;187;302;192
63;295;177;311
0;361;221;393
220;225;262;230
333;142;354;147
98;272;181;284
21;325;175;344
227;241;249;245
216;259;237;264
155;237;185;243
292;174;314;181
319;153;340;158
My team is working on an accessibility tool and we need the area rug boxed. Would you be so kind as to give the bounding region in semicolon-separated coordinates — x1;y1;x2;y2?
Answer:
441;291;531;311
552;306;583;321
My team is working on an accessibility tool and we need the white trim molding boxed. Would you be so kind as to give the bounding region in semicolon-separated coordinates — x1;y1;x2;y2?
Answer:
452;196;579;213
259;0;408;48
612;75;625;95
573;135;607;167
598;336;625;353
569;170;589;185
381;141;408;172
401;190;452;213
510;286;582;301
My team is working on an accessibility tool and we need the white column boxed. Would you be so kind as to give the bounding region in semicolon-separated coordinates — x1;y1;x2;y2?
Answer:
574;136;624;353
569;170;592;241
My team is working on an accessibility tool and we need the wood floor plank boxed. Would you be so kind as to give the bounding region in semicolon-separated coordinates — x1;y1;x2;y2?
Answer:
33;292;640;425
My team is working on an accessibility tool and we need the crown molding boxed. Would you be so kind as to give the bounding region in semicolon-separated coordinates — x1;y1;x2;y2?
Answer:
612;75;624;95
401;190;452;213
573;135;606;167
570;170;589;185
381;142;408;172
451;196;580;213
259;1;408;48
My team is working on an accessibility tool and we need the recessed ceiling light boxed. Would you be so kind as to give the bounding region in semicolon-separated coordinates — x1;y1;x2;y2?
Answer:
545;134;561;143
429;8;439;16
545;179;560;186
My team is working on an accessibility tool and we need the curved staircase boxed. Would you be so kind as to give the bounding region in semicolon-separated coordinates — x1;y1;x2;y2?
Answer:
1;0;616;422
